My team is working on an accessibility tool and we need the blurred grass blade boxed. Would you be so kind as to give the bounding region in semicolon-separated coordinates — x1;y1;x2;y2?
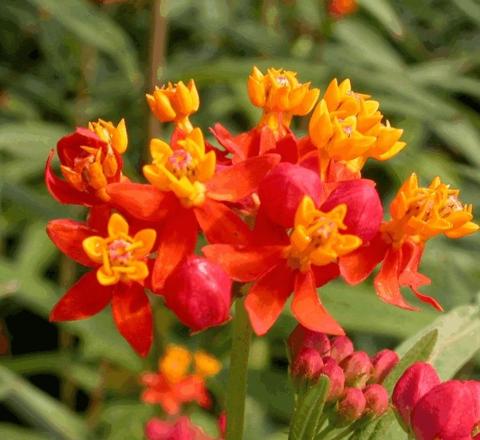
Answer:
0;424;49;440
452;0;480;25
0;365;87;440
358;0;404;37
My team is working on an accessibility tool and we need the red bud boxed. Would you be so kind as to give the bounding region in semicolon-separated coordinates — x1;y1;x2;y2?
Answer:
330;335;354;364
288;324;331;360
370;349;399;384
258;163;323;228
291;347;324;381
363;384;389;417
338;387;366;422
392;362;441;430
322;357;345;402
341;351;373;388
163;256;232;332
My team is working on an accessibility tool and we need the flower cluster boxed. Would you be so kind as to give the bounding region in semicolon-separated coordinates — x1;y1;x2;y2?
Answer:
393;362;480;440
288;325;397;426
45;66;478;357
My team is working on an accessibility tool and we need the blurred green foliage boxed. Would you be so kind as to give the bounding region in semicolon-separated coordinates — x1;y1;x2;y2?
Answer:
0;0;479;438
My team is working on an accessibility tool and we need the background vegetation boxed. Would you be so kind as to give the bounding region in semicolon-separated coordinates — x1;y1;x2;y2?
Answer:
0;0;479;438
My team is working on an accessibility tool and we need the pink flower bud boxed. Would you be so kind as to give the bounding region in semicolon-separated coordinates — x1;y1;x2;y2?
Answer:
370;349;399;384
392;362;441;430
338;387;366;422
330;335;354;364
322;357;345;402
341;351;373;388
291;347;324;381
163;256;232;332
363;384;389;417
145;418;171;440
288;324;331;360
258;163;323;228
411;380;480;440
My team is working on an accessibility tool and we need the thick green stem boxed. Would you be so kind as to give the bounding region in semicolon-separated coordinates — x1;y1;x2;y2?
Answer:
225;297;252;440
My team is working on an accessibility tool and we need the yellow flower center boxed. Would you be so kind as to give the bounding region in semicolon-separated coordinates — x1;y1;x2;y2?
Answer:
82;213;156;286
285;196;362;272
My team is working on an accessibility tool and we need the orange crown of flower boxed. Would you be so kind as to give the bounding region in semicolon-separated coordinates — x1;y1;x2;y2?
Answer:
382;173;479;246
82;213;156;286
143;127;215;207
88;118;128;154
285;196;362;272
146;80;199;133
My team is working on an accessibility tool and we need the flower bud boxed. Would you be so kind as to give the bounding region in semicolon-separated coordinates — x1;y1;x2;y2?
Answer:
258;163;323;228
330;335;354;364
163;256;232;332
287;324;331;360
145;418;171;440
341;351;373;388
411;380;480;440
338;387;366;423
370;349;399;384
291;348;324;382
322;357;345;402
392;362;441;430
363;384;389;417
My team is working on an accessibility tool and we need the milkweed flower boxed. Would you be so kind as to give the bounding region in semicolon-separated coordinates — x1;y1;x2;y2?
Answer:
47;212;155;356
141;345;221;415
45;119;127;205
145;416;214;440
147;80;199;133
107;127;279;290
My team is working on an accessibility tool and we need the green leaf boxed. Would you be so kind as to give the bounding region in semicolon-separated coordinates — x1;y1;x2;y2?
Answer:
358;0;404;37
452;0;480;26
0;365;87;440
0;424;49;440
288;376;330;440
383;329;438;393
357;410;407;440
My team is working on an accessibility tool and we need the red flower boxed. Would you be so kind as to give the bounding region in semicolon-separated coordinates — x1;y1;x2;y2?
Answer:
47;212;155;356
107;128;280;291
203;178;382;335
145;417;214;440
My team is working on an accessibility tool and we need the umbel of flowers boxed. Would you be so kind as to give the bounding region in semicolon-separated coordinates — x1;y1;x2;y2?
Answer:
44;66;478;438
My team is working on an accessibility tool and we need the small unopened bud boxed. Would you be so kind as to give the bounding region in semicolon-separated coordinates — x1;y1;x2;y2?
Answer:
330;335;354;364
322;357;345;402
338;387;366;423
288;324;331;360
341;351;373;388
145;418;170;440
370;349;399;384
363;384;389;417
292;348;324;382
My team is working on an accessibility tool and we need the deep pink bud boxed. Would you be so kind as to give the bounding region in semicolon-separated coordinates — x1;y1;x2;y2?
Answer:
163;256;232;332
392;362;441;429
363;384;389;417
292;347;324;381
258;163;323;228
370;349;399;384
321;179;383;241
145;418;172;440
288;324;331;360
341;351;373;388
330;335;354;364
322;357;345;402
338;387;366;422
411;380;480;440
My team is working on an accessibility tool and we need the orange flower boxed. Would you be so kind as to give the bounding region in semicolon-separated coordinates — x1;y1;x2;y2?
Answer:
329;0;358;17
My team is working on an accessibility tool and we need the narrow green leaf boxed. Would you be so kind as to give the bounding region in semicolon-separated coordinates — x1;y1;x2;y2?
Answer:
0;424;49;440
358;0;404;37
452;0;480;26
357;410;407;440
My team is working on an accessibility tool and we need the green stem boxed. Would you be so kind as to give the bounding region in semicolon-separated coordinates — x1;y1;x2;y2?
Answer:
225;297;252;440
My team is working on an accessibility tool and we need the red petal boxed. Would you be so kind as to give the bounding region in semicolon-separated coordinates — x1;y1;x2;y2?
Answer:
57;127;105;165
195;199;252;245
291;270;345;335
86;204;111;235
111;282;153;357
257;126;277;156
245;261;294;335
275;132;299;163
252;207;290;246
207;154;280;202
46;219;97;267
107;182;177;222
50;271;112;321
374;247;417;311
311;263;340;287
210;123;246;159
202;244;284;282
45;150;96;206
152;208;197;291
339;232;389;285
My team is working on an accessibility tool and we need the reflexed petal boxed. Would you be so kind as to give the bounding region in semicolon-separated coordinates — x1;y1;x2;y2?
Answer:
47;219;97;267
245;261;294;335
311;263;340;287
292;270;344;335
50;271;112;321
202;244;284;282
111;282;153;357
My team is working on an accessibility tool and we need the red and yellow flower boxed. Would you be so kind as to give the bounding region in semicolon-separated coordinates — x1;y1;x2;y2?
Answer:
47;212;155;356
